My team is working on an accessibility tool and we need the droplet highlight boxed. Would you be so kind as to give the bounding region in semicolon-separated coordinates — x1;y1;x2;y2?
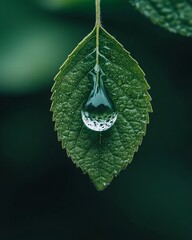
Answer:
81;65;117;132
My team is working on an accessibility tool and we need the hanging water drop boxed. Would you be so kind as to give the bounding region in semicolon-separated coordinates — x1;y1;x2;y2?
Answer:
81;65;117;132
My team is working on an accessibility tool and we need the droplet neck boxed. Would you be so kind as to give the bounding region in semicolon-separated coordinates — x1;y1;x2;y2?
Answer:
89;67;111;111
93;64;104;88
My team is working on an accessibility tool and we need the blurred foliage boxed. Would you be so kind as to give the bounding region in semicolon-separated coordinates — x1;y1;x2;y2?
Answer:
35;0;120;11
0;0;192;239
0;0;90;94
129;0;192;36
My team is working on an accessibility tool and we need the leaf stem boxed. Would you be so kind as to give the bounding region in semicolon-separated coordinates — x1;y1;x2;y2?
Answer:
95;0;101;68
95;0;101;26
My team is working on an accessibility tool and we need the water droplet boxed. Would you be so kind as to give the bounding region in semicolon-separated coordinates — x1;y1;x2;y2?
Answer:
81;65;117;132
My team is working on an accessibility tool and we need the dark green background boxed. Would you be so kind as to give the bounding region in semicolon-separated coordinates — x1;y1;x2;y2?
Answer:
0;0;192;239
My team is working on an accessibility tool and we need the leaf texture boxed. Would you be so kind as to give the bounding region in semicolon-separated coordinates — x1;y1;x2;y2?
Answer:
51;26;152;190
129;0;192;36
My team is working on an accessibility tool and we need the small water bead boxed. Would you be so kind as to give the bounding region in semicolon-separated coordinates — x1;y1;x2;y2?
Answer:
81;65;117;132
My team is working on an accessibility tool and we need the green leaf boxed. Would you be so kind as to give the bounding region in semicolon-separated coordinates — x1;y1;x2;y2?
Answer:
129;0;192;36
51;26;152;190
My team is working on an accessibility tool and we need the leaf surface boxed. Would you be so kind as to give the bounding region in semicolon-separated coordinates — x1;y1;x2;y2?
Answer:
129;0;192;36
51;26;152;190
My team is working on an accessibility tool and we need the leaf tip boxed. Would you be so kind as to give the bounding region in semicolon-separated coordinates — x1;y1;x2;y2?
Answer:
91;175;112;191
93;181;109;191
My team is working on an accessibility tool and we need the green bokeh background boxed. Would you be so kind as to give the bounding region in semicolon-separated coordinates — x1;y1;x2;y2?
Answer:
0;0;192;239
